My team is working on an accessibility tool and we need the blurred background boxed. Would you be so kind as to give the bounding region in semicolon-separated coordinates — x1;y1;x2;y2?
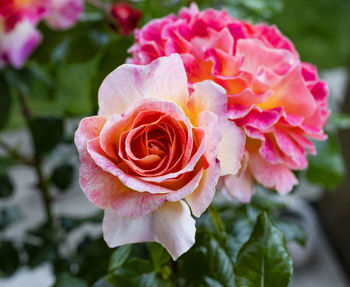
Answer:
0;0;350;286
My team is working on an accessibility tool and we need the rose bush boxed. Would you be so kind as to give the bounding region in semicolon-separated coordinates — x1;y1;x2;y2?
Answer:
74;54;244;259
128;3;330;201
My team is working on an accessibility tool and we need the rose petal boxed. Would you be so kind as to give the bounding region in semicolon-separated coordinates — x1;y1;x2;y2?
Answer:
249;152;298;194
103;200;196;260
186;111;221;216
98;54;189;117
222;152;253;202
88;137;202;196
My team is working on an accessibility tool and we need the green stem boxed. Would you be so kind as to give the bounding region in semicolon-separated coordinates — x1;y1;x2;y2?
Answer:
17;91;53;226
209;205;225;234
0;138;34;166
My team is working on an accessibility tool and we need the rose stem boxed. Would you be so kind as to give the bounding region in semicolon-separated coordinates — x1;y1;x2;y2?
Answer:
0;138;34;166
17;90;54;227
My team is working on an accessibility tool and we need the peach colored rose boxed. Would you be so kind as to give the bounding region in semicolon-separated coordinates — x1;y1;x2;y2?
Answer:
75;54;244;259
128;4;329;201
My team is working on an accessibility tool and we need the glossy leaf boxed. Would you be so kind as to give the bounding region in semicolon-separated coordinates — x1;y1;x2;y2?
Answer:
234;212;293;287
0;173;14;198
53;273;88;287
149;243;170;269
0;241;20;276
109;245;132;272
51;163;74;191
30;116;64;155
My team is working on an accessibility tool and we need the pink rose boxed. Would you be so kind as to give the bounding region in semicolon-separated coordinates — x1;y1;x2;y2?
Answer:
128;4;329;201
75;54;244;259
0;0;49;31
0;19;42;68
44;0;83;30
110;2;142;35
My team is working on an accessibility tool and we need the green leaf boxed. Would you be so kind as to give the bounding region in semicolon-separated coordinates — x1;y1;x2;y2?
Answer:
207;238;235;287
0;173;14;198
106;258;156;287
149;243;170;269
51;163;74;191
0;241;20;276
306;134;345;189
109;245;132;272
30;115;64;155
234;212;293;287
53;273;88;287
77;236;112;283
0;77;12;130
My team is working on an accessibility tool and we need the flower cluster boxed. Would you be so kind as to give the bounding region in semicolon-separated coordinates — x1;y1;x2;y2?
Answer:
0;0;83;68
75;4;329;259
128;3;330;201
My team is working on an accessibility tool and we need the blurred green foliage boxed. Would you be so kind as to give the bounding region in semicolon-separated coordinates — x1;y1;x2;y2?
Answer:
271;0;350;69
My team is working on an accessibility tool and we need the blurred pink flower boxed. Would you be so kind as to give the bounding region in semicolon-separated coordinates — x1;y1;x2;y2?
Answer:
128;4;329;201
0;0;49;31
110;2;142;35
75;54;244;259
44;0;83;30
0;19;41;68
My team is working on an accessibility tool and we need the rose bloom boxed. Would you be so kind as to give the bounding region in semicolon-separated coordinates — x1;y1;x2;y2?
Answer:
0;0;49;31
0;18;41;68
44;0;83;30
110;2;142;35
75;54;244;259
128;4;329;201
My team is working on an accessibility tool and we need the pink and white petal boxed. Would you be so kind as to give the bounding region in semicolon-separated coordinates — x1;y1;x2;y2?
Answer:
217;119;245;176
79;155;117;209
74;116;106;154
186;111;221;216
98;54;189;117
74;116;110;208
153;201;196;260
103;209;154;248
1;20;42;68
110;184;167;218
103;200;196;260
223;172;253;203
236;38;295;74
222;152;254;202
44;0;83;30
188;80;227;123
165;169;204;202
249;153;298;195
